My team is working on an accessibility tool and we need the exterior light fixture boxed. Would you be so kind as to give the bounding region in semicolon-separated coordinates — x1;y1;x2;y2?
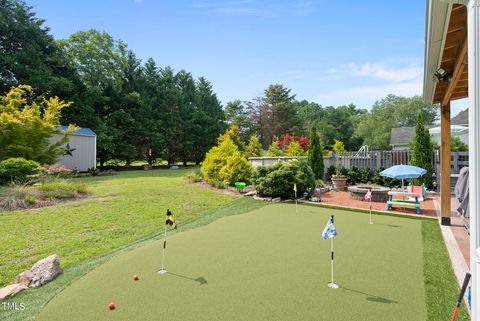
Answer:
433;67;451;82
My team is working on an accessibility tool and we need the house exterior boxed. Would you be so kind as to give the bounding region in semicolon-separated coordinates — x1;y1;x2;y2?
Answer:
389;114;469;150
389;127;416;150
424;1;480;317
49;126;97;171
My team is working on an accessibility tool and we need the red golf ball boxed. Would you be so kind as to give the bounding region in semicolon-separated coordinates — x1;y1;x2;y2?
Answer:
108;303;116;310
133;274;139;281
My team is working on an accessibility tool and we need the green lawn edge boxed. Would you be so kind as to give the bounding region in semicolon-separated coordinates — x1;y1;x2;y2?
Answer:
296;200;437;221
0;197;268;321
2;200;468;321
422;220;469;321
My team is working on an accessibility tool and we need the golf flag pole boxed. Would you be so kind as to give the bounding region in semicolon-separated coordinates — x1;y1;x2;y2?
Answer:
322;215;338;289
159;224;168;274
294;183;298;213
159;209;177;274
365;189;373;224
330;236;335;287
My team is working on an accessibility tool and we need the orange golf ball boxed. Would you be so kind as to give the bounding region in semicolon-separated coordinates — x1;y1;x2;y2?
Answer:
133;274;139;281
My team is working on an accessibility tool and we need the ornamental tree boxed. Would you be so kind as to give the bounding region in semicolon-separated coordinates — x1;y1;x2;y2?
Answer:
245;134;262;158
0;86;76;164
307;125;324;180
285;141;305;156
410;113;434;189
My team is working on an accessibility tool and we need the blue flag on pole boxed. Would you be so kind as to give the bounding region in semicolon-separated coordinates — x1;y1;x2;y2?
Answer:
322;216;337;240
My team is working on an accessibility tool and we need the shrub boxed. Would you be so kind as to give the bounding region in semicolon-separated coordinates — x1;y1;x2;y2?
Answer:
266;141;283;156
347;166;361;184
87;167;100;176
0;185;38;211
315;179;324;188
186;168;203;183
285;141;306;156
339;167;349;177
327;165;336;180
359;167;371;183
0;158;41;185
373;167;384;185
277;134;310;152
245;135;262;158
202;134;252;185
44;163;74;178
219;151;252;184
252;159;315;198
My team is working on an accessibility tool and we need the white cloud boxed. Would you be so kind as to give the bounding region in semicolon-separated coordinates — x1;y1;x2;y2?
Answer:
315;58;424;107
217;7;259;14
317;81;423;107
190;0;321;16
321;58;422;82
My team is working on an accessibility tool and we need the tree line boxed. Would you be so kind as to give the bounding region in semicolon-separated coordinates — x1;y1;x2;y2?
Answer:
1;0;225;166
1;0;441;169
225;86;439;152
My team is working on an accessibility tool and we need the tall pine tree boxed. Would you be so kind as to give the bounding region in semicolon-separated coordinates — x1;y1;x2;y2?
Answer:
307;125;324;180
410;113;434;189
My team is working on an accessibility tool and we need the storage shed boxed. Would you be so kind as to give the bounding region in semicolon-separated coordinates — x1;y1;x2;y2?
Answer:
50;126;97;171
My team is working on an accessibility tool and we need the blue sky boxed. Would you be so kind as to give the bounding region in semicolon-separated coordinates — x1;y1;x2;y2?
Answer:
28;0;466;115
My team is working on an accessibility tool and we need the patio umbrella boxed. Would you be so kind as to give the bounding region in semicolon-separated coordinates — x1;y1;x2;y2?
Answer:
380;164;427;189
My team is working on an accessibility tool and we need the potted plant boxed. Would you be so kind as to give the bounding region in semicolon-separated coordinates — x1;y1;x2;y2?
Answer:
331;173;347;191
331;140;347;191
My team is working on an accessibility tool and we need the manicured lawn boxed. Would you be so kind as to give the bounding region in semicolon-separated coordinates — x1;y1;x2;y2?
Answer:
35;204;468;321
0;170;242;288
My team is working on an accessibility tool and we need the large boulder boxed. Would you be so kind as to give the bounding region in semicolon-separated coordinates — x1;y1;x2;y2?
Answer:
0;284;27;300
15;255;62;288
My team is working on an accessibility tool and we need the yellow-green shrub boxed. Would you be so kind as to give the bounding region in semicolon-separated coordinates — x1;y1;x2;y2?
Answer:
201;135;252;186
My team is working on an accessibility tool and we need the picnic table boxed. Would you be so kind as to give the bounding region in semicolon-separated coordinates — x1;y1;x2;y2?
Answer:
386;190;421;214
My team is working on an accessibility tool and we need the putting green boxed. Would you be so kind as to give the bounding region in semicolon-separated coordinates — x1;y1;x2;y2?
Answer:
38;204;426;321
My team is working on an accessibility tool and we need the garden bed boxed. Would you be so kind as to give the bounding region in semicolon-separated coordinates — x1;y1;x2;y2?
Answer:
0;179;88;212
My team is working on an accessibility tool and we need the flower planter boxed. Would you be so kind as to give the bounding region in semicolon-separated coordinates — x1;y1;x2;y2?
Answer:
331;177;347;191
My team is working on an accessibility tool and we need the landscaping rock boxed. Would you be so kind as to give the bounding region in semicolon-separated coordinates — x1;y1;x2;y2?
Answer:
253;196;272;202
272;197;281;203
14;270;34;287
0;284;27;300
169;165;179;170
244;191;257;197
15;255;62;288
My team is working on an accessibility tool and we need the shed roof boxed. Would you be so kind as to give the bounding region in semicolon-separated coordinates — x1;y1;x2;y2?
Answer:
390;127;416;146
59;125;96;137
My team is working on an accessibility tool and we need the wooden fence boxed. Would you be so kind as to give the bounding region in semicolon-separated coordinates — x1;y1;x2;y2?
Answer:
325;150;413;171
249;150;469;191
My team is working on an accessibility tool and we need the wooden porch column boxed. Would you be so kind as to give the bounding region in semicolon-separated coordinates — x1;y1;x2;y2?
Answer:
440;102;451;225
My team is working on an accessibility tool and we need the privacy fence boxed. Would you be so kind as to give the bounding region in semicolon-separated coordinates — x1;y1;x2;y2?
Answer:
249;150;469;191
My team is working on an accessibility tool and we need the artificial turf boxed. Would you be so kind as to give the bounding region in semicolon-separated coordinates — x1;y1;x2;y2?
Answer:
37;204;433;321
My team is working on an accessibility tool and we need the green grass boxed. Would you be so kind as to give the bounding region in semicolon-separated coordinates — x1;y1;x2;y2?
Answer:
0;170;243;288
0;171;468;320
0;196;267;321
32;204;468;321
422;220;469;320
